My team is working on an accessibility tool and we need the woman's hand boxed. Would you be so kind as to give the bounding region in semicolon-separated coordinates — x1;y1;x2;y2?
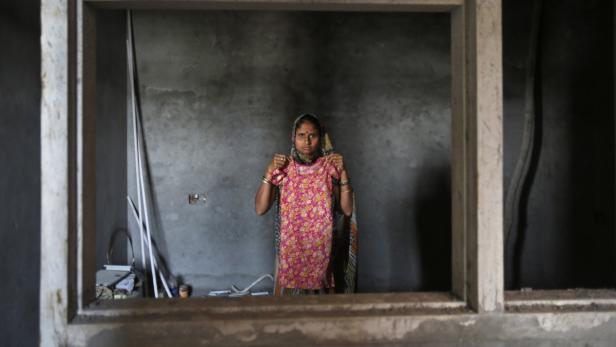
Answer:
326;153;346;173
266;153;290;176
257;154;288;215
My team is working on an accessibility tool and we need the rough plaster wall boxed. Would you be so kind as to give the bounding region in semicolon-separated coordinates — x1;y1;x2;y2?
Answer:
128;11;451;293
96;11;128;270
503;0;615;289
0;0;41;346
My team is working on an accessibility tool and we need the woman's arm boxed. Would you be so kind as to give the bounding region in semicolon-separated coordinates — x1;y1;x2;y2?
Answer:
254;180;275;215
338;169;354;217
255;154;288;215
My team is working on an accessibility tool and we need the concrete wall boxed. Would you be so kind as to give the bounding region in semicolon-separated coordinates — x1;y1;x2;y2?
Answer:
96;10;128;270
503;0;615;289
0;1;40;346
126;2;615;293
128;10;452;293
0;0;614;344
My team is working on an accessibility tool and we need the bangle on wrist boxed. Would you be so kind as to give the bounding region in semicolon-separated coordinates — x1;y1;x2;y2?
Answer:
261;176;273;186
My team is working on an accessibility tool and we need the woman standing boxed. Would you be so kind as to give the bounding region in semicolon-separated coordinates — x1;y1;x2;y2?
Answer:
255;114;354;295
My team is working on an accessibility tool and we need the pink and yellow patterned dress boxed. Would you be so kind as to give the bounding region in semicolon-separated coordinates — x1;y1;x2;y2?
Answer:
271;157;340;290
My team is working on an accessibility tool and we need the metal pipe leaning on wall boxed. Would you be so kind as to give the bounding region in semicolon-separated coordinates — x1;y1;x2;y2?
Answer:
127;196;173;298
126;10;148;296
127;9;171;298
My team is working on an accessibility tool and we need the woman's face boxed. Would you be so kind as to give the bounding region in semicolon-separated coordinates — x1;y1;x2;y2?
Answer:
294;122;320;158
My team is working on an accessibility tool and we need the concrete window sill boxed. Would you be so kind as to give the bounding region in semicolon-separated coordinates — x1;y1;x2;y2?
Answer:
506;289;616;313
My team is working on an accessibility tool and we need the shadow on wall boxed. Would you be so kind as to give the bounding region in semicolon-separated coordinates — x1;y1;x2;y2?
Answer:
561;6;614;288
384;164;452;292
504;0;615;289
0;0;41;346
412;165;452;291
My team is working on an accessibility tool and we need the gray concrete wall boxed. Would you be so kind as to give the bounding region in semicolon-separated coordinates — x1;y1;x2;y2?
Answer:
96;10;128;270
0;1;41;346
503;0;615;289
128;11;452;293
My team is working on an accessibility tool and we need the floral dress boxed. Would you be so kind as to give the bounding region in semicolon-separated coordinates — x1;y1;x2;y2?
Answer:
271;157;340;289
